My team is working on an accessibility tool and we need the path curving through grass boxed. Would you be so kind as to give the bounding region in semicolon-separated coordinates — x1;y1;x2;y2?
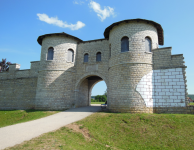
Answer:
0;110;59;128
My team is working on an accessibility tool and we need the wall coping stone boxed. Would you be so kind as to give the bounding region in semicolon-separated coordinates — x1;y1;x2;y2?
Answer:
171;54;183;56
79;38;108;44
30;61;40;63
152;47;172;51
153;66;187;70
16;69;30;71
9;63;20;65
145;52;153;54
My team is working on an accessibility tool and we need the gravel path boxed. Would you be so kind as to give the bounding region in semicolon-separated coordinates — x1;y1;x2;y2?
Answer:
0;105;101;150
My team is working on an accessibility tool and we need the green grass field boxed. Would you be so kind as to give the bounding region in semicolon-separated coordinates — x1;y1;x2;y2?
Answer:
91;102;105;104
189;102;194;105
7;112;194;150
0;110;59;128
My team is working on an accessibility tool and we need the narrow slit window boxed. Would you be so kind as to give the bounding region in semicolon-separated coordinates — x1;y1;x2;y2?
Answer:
145;37;152;52
47;47;54;60
68;49;74;62
96;52;101;62
121;37;129;52
84;53;89;62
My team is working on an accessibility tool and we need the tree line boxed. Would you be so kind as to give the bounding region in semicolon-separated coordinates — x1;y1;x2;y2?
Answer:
91;90;107;102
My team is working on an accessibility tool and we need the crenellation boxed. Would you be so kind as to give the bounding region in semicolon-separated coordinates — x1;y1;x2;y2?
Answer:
9;63;21;72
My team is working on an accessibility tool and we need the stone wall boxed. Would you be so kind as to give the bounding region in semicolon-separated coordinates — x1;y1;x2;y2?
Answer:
134;46;190;114
109;21;158;57
152;47;188;109
107;21;157;112
77;79;89;107
39;35;78;70
0;63;39;110
35;35;79;110
35;70;76;110
108;63;153;113
0;78;37;110
136;68;186;107
75;39;109;78
30;61;40;76
152;47;185;69
75;39;109;107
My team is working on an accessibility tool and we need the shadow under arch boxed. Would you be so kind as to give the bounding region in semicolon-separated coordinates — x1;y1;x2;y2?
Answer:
74;72;108;108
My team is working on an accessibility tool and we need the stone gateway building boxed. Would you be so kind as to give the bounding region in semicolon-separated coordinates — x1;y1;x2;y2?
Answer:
0;19;192;113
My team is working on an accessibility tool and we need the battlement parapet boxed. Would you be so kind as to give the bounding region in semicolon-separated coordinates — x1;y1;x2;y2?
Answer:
152;47;186;70
9;63;20;72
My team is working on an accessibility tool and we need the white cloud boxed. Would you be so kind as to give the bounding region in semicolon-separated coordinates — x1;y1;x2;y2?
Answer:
37;13;85;30
73;1;79;4
89;1;115;21
73;0;85;5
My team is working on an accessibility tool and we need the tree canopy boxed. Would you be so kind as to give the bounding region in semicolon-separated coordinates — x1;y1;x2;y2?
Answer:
94;95;107;102
0;58;11;72
104;89;107;97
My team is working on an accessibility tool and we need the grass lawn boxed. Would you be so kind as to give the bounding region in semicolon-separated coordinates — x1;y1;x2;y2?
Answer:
6;112;194;150
189;102;194;105
91;102;105;104
0;110;59;128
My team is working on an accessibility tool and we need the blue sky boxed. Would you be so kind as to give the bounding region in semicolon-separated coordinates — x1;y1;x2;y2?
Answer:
0;0;194;95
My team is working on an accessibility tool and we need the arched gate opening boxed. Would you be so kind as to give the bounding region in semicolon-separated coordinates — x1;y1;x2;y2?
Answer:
75;75;108;107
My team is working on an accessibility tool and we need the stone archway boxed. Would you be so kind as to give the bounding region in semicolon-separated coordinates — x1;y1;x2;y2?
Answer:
74;73;108;108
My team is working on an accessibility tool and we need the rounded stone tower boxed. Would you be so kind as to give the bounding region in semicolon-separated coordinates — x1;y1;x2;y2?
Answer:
35;33;82;110
104;19;163;113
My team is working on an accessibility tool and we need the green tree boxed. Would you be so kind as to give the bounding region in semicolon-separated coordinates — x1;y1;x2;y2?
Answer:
0;58;12;72
95;95;100;102
95;95;107;102
104;89;107;98
102;95;107;102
